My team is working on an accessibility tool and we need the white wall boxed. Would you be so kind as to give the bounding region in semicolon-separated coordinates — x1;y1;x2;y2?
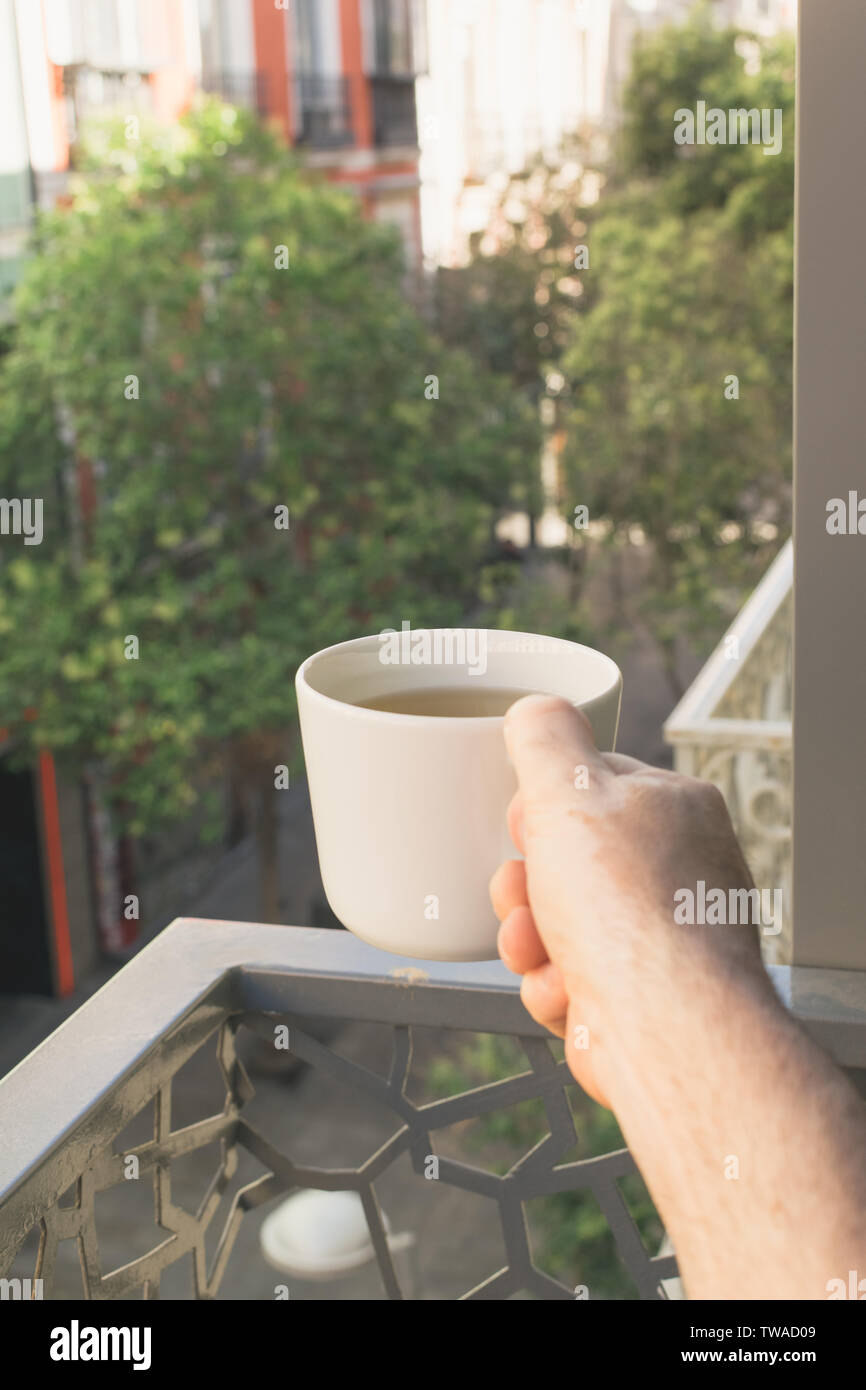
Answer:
218;0;255;73
419;0;796;266
0;0;30;179
419;0;603;266
14;0;58;173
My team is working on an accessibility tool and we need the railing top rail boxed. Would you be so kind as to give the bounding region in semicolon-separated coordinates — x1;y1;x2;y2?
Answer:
772;964;866;1069
664;717;792;749
0;919;534;1211
3;916;866;1216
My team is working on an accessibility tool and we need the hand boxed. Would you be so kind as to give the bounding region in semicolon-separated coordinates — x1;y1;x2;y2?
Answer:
489;695;765;1107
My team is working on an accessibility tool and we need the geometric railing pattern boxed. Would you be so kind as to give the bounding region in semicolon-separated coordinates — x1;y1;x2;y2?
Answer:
0;921;677;1301
665;540;793;963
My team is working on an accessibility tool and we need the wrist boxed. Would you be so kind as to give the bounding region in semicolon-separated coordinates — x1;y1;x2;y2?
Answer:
563;915;776;1105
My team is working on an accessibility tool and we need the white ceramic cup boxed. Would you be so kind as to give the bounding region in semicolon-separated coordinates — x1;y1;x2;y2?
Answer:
296;629;622;962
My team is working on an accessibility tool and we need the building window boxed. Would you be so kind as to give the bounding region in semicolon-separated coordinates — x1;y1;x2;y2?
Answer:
294;0;323;73
373;0;412;74
291;0;352;148
44;0;145;71
368;0;428;76
293;0;341;75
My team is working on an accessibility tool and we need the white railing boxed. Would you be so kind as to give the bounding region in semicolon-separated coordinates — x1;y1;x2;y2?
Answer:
664;540;793;963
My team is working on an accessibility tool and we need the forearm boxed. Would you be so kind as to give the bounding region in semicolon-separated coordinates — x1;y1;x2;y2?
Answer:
494;698;866;1299
595;940;866;1299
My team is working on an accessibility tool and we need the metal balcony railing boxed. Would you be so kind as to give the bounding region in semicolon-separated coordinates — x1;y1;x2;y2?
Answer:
0;919;679;1300
293;75;354;150
664;540;792;963
200;70;270;119
370;74;418;148
61;64;154;158
2;916;865;1300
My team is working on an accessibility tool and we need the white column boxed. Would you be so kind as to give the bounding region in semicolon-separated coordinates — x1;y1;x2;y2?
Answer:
792;0;866;967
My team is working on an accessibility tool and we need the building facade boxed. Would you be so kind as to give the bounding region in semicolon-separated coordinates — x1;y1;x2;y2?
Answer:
0;0;426;995
0;0;426;301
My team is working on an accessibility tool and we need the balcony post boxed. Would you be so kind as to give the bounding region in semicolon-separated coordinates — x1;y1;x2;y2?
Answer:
250;0;292;140
339;0;373;148
791;0;866;967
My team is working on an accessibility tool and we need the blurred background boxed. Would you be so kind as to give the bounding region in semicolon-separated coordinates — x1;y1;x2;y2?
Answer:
0;0;795;1297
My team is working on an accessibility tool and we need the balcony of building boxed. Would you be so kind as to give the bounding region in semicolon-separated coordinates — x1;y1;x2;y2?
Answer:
369;73;419;149
199;69;270;121
60;62;155;161
292;74;355;151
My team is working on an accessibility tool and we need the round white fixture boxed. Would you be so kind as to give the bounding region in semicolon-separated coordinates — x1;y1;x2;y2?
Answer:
259;1189;413;1281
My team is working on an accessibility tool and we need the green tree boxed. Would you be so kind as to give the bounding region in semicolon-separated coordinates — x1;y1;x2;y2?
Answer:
0;102;538;922
434;10;794;696
618;2;794;236
562;12;794;694
434;139;591;546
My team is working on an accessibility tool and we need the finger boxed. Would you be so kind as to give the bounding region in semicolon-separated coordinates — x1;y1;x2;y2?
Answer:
498;905;549;974
506;791;525;855
504;695;610;804
520;961;569;1038
489;858;528;920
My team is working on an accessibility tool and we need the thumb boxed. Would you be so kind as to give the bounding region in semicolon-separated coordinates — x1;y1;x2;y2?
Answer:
503;694;608;803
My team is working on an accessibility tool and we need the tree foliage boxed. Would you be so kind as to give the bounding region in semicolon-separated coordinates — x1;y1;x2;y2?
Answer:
562;13;794;686
437;9;794;690
0;102;538;907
